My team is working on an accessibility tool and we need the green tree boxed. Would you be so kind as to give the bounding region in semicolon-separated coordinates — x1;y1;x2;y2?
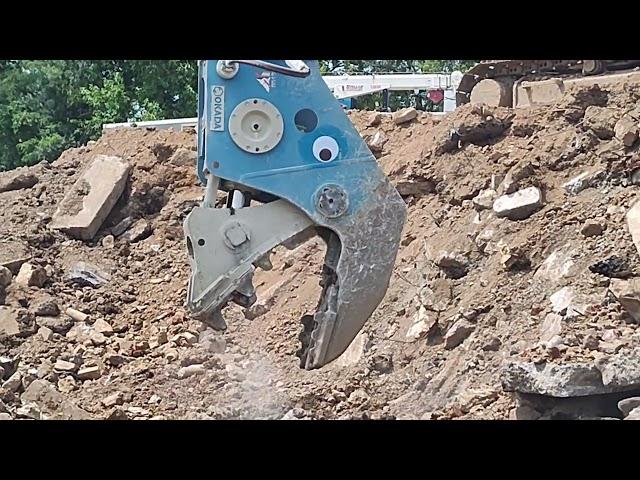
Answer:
79;71;130;138
0;60;197;172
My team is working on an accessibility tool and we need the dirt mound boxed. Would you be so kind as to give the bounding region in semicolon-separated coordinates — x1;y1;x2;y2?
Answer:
3;85;640;420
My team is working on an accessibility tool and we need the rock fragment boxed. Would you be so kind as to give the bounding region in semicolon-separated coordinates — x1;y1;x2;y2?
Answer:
50;155;131;240
15;263;47;287
493;187;542;220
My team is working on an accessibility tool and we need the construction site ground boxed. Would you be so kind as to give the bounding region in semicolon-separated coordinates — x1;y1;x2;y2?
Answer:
3;80;640;420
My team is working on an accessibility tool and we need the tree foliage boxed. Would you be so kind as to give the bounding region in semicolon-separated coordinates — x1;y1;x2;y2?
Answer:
0;60;197;171
0;60;475;171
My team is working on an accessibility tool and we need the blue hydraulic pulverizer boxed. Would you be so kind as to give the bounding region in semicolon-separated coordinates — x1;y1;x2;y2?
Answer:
184;60;407;369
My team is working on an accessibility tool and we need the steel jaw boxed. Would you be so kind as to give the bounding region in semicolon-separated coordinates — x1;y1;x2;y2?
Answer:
184;175;406;370
184;198;314;329
298;179;406;369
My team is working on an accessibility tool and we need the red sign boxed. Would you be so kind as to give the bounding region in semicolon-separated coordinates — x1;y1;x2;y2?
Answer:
428;89;444;103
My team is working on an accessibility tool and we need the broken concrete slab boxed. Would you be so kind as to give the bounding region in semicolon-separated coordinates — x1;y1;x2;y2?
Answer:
77;366;101;381
120;219;152;243
444;320;475;349
54;360;78;372
433;250;469;275
498;159;535;196
102;392;124;407
550;287;575;314
493;186;542;220
614;114;639;147
38;326;53;341
584;105;619;140
392;107;418;125
534;245;576;283
610;278;640;322
0;306;20;337
50;155;131;241
335;332;369;367
111;216;133;236
2;371;22;392
501;362;612;397
21;379;92;419
0;240;30;274
33;300;60;317
472;189;497;210
539;313;563;344
366;131;388;153
169;148;196;167
503;350;640;398
596;348;640;390
15;262;47;288
36;315;73;334
549;287;603;320
0;170;38;193
93;318;113;335
406;306;436;340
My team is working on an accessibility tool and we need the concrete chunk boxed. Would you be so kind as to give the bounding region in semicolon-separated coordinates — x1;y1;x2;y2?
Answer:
614;114;639;147
584;106;619;140
15;262;47;287
501;362;609;397
539;313;563;343
493;186;543;220
366;112;382;127
0;240;30;273
472;189;497;210
50;155;130;240
67;262;110;288
54;360;77;372
596;348;640;389
618;397;640;417
0;170;38;193
121;219;152;243
366;131;388;153
444;320;475;349
21;379;92;419
0;307;20;336
169;148;196;167
77;366;101;381
392;107;418;125
562;168;606;196
610;278;640;322
335;332;369;367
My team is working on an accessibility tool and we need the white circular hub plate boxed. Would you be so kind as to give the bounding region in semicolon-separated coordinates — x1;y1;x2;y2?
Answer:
229;99;284;154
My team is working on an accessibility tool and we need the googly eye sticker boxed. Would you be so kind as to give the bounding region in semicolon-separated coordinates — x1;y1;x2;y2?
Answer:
312;136;339;163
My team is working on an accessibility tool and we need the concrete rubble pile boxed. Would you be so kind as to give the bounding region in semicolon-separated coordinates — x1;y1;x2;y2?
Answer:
3;80;640;420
